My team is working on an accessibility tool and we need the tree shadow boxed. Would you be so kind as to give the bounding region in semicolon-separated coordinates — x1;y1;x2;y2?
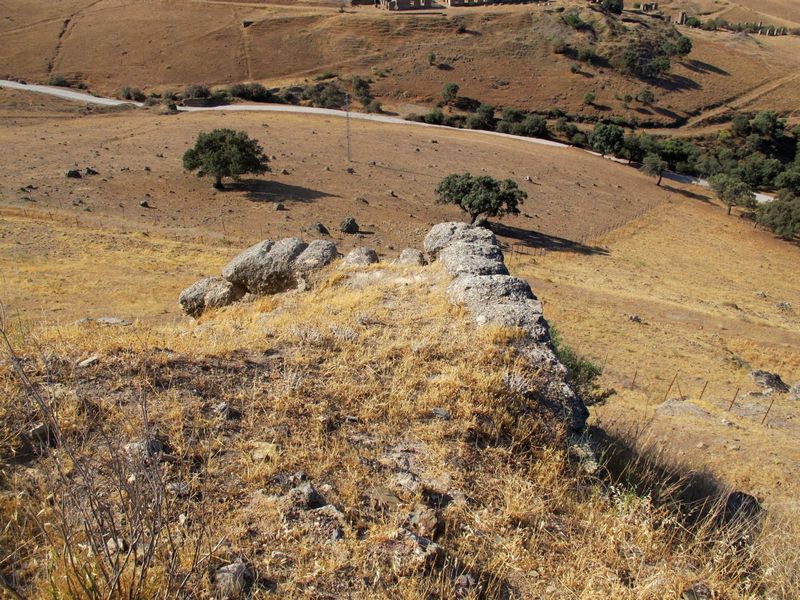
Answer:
661;184;712;202
650;73;701;92
228;179;335;204
488;222;609;255
682;59;730;76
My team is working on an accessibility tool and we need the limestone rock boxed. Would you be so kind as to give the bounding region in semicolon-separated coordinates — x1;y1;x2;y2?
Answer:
471;301;547;341
396;248;427;266
341;247;379;268
447;274;535;308
294;240;339;273
437;241;508;277
214;560;252;599
340;216;359;234
405;504;441;538
179;276;245;318
222;237;307;294
423;221;498;259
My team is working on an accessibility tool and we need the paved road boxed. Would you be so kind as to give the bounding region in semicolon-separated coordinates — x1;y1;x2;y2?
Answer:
0;79;774;203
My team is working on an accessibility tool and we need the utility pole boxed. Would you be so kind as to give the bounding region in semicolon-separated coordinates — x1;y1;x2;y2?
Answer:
345;92;352;162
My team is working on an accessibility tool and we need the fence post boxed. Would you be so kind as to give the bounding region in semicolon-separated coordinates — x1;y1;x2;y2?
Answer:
698;380;708;401
727;387;740;411
663;370;679;402
631;369;638;388
761;396;776;425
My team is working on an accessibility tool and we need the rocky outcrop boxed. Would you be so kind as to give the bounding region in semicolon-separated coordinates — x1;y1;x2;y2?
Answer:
396;248;427;266
341;247;379;268
423;222;589;437
222;237;307;295
180;237;340;317
178;277;245;318
423;221;498;261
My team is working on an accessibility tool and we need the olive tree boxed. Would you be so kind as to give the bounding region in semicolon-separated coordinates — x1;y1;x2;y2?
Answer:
435;173;526;224
182;129;269;189
709;173;756;215
642;153;668;186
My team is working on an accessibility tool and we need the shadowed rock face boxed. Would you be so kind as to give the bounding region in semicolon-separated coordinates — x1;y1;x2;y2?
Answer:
425;221;589;438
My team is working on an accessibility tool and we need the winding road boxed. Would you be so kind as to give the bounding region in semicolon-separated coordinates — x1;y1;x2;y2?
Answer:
0;79;775;202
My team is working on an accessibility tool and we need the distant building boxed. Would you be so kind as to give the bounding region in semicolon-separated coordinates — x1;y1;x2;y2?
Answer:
378;0;432;9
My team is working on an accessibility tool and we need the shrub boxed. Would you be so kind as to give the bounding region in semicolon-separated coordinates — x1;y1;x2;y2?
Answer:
636;89;655;104
183;84;211;99
47;74;70;87
442;83;460;104
572;132;589;147
757;192;800;239
315;71;338;80
602;0;624;15
120;86;145;102
562;11;584;29
549;326;604;403
301;82;346;109
427;52;437;66
583;92;596;105
364;99;383;113
571;63;581;74
422;109;445;125
512;115;549;138
228;82;274;102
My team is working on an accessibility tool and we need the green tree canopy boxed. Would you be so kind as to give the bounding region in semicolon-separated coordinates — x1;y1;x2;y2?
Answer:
442;83;460;104
642;153;668;186
435;173;526;224
709;173;756;215
183;129;269;189
757;192;800;240
589;123;625;157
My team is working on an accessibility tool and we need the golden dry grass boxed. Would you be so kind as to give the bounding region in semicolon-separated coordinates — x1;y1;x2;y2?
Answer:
511;193;800;510
2;256;798;598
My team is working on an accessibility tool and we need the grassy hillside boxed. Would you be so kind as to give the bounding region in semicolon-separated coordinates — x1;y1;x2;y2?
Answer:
2;1;800;128
2;248;798;598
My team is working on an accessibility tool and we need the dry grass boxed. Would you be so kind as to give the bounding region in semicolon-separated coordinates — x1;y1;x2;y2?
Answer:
511;193;800;510
2;257;798;598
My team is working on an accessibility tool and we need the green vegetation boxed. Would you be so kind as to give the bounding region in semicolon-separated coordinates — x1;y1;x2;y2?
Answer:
301;82;347;109
642;153;668;186
227;82;274;102
601;0;624;15
442;82;460;105
589;123;625;157
182;84;211;99
758;192;800;239
709;174;756;215
583;92;596;105
182;129;269;189
549;326;604;404
435;173;526;224
120;86;145;102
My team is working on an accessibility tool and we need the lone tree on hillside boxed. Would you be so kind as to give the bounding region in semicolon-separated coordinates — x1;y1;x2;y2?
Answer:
642;153;668;186
183;129;269;189
435;173;526;224
709;173;756;215
442;83;460;105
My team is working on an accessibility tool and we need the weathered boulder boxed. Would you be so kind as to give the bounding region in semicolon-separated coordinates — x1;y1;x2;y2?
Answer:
341;247;379;268
222;237;307;294
340;216;359;234
294;240;339;273
471;302;547;341
214;560;252;599
423;221;498;259
179;276;245;317
751;370;790;393
447;274;535;308
438;241;508;277
396;248;427;266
